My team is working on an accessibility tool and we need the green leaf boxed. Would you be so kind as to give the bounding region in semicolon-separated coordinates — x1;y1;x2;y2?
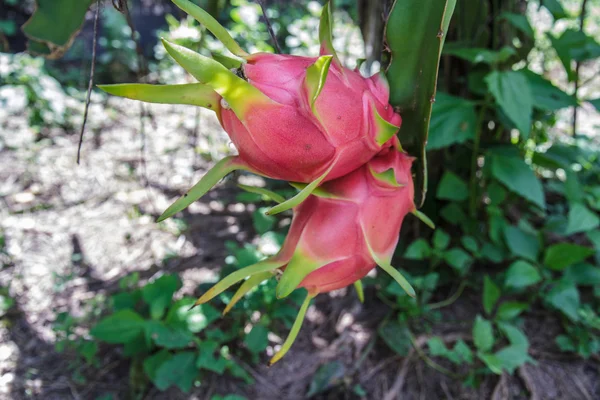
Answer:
378;321;411;356
483;276;501;315
473;315;494;353
444;248;472;274
494;345;530;374
143;350;172;386
453;340;473;364
433;230;451;251
428;337;449;357
564;263;600;286
436;171;469;201
481;242;506;263
443;45;515;65
252;208;276;234
566;203;600;235
504;260;541;289
144;321;194;349
90;310;146;344
244;325;269;354
497;323;529;350
589;98;600;112
461;236;479;254
385;0;457;206
551;29;600;81
487;182;507;206
500;12;533;38
404;239;432;260
440;203;466;225
546;282;580;321
524;71;578;111
544;243;594;271
503;226;539;262
478;352;503;374
491;154;545;209
154;351;198;392
141;274;182;319
542;0;569;20
22;0;94;58
485;70;533;136
306;361;345;398
427;92;477;149
197;340;227;374
496;301;528;321
165;297;220;333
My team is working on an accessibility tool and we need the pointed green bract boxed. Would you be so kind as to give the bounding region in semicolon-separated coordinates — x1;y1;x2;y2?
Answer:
223;271;274;315
318;1;341;67
171;0;248;58
193;259;283;306
305;55;333;111
374;106;400;146
276;252;327;299
269;290;316;365
369;167;404;188
211;52;243;69
161;39;273;118
289;182;342;200
158;156;250;222
98;83;220;110
354;280;364;303
412;210;435;229
238;184;285;204
266;158;337;215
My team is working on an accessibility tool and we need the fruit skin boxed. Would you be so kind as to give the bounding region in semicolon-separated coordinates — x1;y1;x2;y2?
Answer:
274;140;415;297
219;52;402;183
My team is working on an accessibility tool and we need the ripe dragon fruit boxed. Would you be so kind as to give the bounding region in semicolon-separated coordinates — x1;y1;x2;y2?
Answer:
193;143;433;365
98;0;402;220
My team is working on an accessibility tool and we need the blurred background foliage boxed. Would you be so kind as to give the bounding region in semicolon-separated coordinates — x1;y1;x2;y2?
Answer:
0;0;600;399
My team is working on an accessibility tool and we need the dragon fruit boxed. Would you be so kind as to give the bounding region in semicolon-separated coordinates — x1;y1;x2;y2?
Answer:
193;143;433;364
98;0;402;220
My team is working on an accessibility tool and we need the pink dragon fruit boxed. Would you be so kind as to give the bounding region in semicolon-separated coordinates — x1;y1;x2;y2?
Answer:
193;143;433;364
98;0;402;220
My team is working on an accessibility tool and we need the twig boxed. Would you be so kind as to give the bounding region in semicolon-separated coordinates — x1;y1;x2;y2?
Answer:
518;365;539;400
256;0;281;53
361;355;401;382
491;373;508;400
77;0;101;164
572;0;589;135
428;280;467;310
383;352;414;400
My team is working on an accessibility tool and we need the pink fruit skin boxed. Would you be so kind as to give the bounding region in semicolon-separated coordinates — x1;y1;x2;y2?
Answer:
279;143;415;293
220;53;402;183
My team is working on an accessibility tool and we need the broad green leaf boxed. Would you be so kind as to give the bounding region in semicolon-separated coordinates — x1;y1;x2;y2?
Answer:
545;282;580;321
473;315;494;353
566;203;600;235
440;203;466;225
143;350;172;386
487;182;507;206
197;341;227;374
443;45;515;64
494;345;530;374
453;340;473;364
244;325;269;354
524;71;578;111
496;301;528;321
91;310;146;344
504;260;541;289
433;230;451;251
542;0;569;20
252;208;276;234
589;98;600;112
461;236;479;254
564;263;600;286
500;12;533;38
165;297;220;333
503;226;539;262
144;321;194;349
483;276;500;315
436;171;469;201
444;248;472;274
485;70;533;136
481;242;506;263
154;351;198;392
551;30;600;81
428;337;449;357
306;361;345;398
378;320;411;356
497;323;529;350
428;92;477;149
123;332;152;357
478;352;503;374
544;243;594;271
22;0;94;58
404;239;432;260
141;274;182;320
491;154;545;209
385;0;457;206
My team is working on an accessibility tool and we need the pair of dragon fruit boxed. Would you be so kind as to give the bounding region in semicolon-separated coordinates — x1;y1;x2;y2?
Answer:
101;0;432;364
